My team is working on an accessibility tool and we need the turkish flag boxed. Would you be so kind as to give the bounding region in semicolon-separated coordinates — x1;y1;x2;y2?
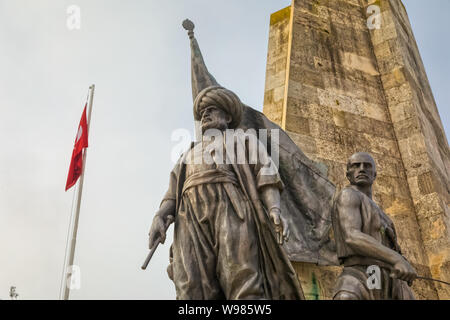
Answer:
65;105;89;191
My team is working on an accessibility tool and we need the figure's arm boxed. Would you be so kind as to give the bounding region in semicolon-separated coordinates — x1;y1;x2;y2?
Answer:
249;136;287;245
241;135;287;244
148;158;182;249
337;189;416;282
155;199;176;221
337;190;401;264
260;185;288;245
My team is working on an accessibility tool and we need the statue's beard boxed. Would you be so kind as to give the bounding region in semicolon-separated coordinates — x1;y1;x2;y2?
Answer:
201;119;227;133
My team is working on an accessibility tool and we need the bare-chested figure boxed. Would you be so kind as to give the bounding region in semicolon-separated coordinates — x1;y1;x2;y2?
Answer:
332;152;416;300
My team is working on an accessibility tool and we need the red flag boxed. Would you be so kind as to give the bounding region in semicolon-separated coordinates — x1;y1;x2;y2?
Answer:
65;105;89;191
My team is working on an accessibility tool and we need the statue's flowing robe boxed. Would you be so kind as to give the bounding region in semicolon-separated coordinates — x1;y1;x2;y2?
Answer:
160;105;340;299
162;137;304;299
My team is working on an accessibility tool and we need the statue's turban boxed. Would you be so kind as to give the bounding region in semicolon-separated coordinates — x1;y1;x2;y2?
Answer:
193;86;243;128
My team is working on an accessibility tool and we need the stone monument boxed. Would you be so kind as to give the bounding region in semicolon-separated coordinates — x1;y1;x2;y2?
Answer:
263;0;449;299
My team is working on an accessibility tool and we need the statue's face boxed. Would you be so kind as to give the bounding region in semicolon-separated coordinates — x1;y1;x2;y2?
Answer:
200;105;231;132
346;153;377;187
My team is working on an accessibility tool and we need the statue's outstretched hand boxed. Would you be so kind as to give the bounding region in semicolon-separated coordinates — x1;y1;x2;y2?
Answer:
148;214;174;249
269;208;289;245
390;257;417;284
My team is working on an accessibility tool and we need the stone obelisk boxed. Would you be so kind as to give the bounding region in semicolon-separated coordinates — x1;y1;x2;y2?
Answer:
263;0;449;300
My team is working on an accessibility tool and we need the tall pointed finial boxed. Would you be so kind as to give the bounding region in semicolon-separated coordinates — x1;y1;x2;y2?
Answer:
182;19;195;39
182;19;219;101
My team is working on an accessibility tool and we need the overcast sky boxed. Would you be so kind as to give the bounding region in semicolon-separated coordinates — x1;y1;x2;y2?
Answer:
0;0;448;300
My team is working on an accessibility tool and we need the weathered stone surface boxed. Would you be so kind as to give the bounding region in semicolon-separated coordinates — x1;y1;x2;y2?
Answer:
264;0;449;299
263;6;292;127
369;0;450;299
293;263;342;300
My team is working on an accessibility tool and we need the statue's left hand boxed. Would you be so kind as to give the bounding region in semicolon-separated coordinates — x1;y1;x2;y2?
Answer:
269;208;289;245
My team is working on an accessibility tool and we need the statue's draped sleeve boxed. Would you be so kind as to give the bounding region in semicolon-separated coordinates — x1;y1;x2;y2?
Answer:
234;134;284;193
160;167;178;206
160;154;186;207
252;145;284;192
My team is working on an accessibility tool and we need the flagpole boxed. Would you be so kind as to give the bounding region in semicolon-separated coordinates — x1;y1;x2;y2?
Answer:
63;84;95;300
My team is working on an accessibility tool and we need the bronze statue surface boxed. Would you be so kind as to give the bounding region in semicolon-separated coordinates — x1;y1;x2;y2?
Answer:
145;20;338;300
332;152;416;300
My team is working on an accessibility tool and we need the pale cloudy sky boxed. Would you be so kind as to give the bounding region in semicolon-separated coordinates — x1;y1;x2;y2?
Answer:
0;0;448;300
